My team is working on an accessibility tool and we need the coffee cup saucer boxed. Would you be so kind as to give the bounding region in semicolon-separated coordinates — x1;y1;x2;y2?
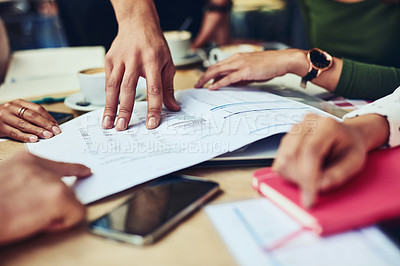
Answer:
173;51;204;67
64;90;147;112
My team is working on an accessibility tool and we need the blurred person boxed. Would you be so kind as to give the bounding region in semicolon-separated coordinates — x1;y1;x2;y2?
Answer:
56;0;232;132
0;18;9;83
272;85;400;208
196;0;400;101
0;151;91;245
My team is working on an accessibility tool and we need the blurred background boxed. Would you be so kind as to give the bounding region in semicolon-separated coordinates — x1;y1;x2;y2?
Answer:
0;0;308;52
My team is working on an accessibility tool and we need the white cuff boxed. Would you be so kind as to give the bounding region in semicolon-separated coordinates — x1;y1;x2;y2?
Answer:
343;86;400;148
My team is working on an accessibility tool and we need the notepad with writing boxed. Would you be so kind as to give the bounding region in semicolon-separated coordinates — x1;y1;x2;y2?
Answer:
253;147;400;236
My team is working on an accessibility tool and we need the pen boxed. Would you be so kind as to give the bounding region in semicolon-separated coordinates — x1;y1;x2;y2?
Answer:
31;97;66;104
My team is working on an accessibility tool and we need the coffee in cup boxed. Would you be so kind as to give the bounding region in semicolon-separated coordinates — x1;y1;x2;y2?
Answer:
164;30;192;61
208;44;264;65
78;67;106;106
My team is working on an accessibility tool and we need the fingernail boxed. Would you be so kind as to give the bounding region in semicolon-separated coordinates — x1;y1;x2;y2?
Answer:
29;136;38;142
102;116;112;128
52;126;61;135
173;100;180;109
147;117;157;129
43;131;53;138
116;118;126;131
301;191;314;209
208;84;214;90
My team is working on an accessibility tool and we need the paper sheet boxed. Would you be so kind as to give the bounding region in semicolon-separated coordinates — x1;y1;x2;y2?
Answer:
206;198;400;266
27;88;334;204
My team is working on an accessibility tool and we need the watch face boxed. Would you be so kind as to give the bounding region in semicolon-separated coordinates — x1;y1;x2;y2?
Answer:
309;48;332;69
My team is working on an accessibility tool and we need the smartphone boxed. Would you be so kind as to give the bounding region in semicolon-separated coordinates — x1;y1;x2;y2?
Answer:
88;174;220;245
49;111;74;124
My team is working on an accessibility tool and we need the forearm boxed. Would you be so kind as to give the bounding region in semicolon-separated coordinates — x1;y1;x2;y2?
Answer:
209;0;232;5
335;59;400;100
286;49;342;92
344;114;389;151
110;0;161;30
344;86;400;148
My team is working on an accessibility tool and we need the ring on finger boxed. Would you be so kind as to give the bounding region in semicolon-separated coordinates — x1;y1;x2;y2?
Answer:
17;107;28;119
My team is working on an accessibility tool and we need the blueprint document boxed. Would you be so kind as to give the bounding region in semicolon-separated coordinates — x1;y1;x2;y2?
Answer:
206;198;400;266
27;88;334;204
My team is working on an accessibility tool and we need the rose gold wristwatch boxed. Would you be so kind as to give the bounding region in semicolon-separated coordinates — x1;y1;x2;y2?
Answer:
301;48;333;88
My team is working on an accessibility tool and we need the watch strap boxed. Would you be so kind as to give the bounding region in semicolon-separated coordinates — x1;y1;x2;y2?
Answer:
301;68;318;88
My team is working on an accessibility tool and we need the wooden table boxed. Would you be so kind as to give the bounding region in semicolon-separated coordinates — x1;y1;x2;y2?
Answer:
0;67;262;266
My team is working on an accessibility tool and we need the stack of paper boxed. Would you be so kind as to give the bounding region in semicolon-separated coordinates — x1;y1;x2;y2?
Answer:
206;198;400;266
27;88;337;204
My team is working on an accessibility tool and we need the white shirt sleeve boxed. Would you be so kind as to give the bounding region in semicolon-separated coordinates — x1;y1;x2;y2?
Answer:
343;85;400;148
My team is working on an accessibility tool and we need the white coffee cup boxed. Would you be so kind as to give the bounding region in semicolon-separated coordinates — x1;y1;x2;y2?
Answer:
208;44;264;65
78;67;106;106
164;30;192;61
78;68;148;106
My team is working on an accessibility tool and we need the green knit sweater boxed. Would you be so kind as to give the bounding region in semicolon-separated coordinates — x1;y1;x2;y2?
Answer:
299;0;400;100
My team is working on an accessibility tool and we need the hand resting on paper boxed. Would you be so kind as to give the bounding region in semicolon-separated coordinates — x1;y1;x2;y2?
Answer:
102;0;180;132
194;49;342;92
0;152;91;245
272;113;389;208
0;99;61;142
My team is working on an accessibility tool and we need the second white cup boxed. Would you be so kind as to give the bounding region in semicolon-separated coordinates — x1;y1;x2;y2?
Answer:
164;30;192;61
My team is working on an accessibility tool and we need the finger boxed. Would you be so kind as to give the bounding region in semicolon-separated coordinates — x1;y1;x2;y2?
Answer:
161;61;180;111
6;102;60;135
145;65;163;130
5;116;54;139
103;64;124;129
208;70;247;90
272;129;304;184
115;67;138;131
296;118;339;208
31;154;92;178
318;150;366;192
13;99;58;124
195;63;238;88
1;124;39;142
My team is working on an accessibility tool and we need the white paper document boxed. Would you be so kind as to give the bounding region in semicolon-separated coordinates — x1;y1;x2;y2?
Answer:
206;198;400;266
27;88;334;204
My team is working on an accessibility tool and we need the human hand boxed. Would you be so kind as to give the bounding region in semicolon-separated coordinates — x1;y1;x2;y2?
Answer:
272;114;389;208
0;152;91;245
195;49;306;90
0;99;61;142
191;11;230;49
102;2;180;131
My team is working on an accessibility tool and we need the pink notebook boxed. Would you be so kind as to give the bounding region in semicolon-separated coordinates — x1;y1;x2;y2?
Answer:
253;147;400;236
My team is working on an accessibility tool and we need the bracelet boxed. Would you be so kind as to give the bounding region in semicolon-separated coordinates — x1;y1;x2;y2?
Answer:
203;1;233;13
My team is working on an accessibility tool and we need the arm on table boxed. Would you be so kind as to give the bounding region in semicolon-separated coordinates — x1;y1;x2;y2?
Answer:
272;87;400;208
195;49;343;92
0;152;91;245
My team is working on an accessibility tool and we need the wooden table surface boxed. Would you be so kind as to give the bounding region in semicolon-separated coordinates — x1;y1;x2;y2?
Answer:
0;67;263;266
